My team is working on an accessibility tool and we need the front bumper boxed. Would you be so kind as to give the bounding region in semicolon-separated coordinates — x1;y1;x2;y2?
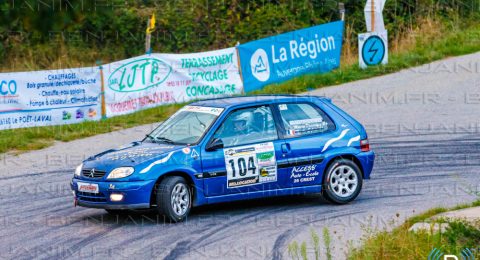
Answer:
71;178;156;210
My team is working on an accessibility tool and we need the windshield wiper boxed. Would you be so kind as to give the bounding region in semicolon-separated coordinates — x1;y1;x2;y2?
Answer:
146;134;179;145
145;134;157;143
155;137;176;144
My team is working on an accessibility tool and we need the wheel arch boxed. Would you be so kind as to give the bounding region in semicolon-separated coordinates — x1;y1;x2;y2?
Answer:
150;171;197;207
323;154;364;180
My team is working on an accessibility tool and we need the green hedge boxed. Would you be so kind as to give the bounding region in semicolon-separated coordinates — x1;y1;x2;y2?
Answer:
0;0;478;64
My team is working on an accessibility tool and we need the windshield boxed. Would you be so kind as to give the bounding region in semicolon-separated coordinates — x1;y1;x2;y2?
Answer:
146;106;224;145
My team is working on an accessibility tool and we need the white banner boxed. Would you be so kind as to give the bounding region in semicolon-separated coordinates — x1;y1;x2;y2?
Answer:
0;67;102;130
103;47;243;117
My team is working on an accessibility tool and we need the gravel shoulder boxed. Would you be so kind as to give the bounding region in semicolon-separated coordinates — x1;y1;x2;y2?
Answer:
0;123;158;178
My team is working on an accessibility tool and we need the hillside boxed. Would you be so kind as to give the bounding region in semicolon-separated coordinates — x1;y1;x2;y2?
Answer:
1;0;478;71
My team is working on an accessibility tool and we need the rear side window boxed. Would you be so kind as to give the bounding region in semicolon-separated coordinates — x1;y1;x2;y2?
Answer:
277;103;335;138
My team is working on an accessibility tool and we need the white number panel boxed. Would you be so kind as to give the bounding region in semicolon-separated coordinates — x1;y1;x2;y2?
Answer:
224;142;277;188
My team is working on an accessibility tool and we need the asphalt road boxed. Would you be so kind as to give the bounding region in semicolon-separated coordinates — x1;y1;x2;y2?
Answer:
1;53;479;260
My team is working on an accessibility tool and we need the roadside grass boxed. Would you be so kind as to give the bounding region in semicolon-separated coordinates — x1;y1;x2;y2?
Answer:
1;20;480;154
0;103;182;154
287;200;480;260
349;221;480;260
349;201;480;260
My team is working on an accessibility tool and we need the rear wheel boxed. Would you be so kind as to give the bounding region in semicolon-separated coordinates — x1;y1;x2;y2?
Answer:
322;159;363;204
155;176;191;222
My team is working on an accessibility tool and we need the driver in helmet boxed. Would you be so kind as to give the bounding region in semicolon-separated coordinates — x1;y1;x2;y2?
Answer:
232;111;252;136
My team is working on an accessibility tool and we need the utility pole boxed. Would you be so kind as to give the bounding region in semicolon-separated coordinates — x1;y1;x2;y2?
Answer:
145;13;156;54
364;0;386;32
338;2;345;21
358;0;388;68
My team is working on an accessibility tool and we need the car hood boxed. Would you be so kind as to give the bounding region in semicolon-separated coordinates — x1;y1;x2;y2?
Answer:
82;141;184;170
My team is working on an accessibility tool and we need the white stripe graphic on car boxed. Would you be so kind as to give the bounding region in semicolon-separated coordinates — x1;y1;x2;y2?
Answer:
321;129;349;152
347;135;360;147
140;151;174;174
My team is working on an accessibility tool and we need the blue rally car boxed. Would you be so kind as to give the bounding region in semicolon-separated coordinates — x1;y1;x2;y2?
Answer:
71;95;374;222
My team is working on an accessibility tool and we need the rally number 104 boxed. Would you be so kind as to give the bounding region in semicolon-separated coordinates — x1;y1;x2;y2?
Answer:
228;156;257;177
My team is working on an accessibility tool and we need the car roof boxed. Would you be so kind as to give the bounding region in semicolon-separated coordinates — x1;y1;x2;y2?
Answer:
190;95;329;108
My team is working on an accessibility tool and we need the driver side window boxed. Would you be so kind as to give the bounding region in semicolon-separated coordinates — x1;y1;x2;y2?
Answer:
213;105;278;147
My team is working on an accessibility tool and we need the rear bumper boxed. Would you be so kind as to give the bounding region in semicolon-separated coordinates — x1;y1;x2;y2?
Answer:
356;151;375;179
71;178;156;210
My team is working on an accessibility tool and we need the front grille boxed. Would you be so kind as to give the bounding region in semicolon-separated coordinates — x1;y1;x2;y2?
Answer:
77;191;107;203
82;168;107;178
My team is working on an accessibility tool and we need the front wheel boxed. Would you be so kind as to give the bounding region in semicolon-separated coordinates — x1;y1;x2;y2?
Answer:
322;159;363;204
155;176;191;222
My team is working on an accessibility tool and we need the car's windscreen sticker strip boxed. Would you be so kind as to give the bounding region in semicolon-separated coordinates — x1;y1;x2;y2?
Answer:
182;106;224;116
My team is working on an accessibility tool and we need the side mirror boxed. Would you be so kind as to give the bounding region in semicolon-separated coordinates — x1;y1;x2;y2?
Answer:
206;138;224;151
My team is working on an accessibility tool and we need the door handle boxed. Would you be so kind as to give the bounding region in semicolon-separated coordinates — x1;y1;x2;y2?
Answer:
281;143;291;154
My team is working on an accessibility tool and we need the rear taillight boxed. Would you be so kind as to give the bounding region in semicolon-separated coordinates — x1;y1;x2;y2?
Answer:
360;139;370;152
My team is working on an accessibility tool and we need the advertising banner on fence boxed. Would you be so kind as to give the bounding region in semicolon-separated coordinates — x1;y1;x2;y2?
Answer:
237;21;344;92
0;67;101;130
103;47;243;117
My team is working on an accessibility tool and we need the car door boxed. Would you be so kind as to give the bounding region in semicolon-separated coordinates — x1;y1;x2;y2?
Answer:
201;104;286;197
272;102;339;188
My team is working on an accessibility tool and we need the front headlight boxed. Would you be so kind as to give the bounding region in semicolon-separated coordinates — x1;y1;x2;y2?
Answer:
107;167;134;179
74;164;83;177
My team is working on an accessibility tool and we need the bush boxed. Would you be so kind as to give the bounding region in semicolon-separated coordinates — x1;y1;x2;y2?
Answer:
0;0;479;70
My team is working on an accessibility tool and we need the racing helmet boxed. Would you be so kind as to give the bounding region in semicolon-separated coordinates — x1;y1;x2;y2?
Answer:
233;111;253;132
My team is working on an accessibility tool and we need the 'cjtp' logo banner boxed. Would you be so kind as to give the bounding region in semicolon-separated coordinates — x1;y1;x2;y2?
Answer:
107;57;172;93
237;21;344;92
103;47;243;117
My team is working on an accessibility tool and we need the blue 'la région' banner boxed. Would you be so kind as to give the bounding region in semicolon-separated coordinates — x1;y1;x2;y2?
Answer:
237;21;344;92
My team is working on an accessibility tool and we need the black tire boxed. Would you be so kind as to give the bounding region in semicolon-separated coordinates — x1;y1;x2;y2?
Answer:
155;176;191;222
322;159;363;204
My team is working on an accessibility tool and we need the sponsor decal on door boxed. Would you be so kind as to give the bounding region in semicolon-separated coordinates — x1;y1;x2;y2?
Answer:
224;142;277;188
